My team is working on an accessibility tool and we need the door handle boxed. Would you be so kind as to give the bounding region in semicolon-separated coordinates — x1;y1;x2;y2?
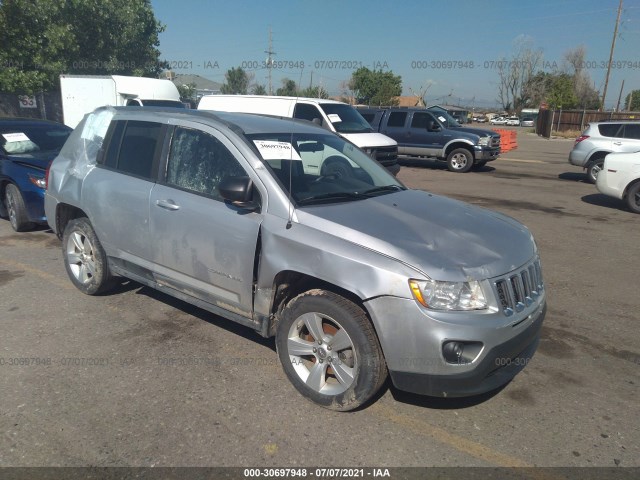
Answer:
613;141;622;145
156;199;180;211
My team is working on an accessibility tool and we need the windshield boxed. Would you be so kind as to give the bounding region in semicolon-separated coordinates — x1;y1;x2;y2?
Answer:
0;123;72;155
319;104;373;134
428;108;461;128
247;132;405;206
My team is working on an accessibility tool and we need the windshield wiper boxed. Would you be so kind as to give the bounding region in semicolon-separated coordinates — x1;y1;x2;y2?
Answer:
297;191;367;205
360;185;405;196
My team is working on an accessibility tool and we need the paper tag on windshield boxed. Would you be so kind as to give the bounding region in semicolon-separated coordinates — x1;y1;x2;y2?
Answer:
253;140;301;160
438;116;446;122
327;113;342;123
2;132;30;143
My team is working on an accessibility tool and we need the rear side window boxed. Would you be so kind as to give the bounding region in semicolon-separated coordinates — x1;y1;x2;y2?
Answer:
165;127;246;201
598;123;623;137
116;121;163;179
387;112;407;128
622;124;640;140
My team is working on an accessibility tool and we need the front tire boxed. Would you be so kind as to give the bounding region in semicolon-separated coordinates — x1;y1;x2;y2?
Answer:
626;182;640;214
62;217;113;295
5;184;35;232
276;289;387;411
587;158;604;184
446;148;474;173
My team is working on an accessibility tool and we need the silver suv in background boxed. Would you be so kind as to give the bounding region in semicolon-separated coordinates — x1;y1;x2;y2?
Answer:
569;121;640;183
45;107;546;411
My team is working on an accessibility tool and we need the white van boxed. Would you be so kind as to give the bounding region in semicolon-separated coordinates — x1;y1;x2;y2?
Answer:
60;75;185;128
197;95;399;175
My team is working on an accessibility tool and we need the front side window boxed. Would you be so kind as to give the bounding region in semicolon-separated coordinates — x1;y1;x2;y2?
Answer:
411;112;437;130
293;104;323;123
166;127;246;200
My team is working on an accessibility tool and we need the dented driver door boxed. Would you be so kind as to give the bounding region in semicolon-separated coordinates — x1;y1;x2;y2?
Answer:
148;123;263;319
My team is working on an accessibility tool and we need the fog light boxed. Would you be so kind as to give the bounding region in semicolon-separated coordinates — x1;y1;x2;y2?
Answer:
443;341;464;364
442;341;484;364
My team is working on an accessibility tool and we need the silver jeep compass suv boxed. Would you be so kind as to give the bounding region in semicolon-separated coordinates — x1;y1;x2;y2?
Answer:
45;107;546;411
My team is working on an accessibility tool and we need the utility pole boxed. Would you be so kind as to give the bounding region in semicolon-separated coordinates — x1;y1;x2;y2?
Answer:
601;0;623;111
616;79;625;112
265;28;276;95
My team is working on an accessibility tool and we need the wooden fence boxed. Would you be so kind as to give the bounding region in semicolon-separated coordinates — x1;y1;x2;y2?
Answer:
537;109;640;138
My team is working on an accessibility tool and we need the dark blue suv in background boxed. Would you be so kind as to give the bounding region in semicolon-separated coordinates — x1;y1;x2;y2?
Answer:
0;118;72;231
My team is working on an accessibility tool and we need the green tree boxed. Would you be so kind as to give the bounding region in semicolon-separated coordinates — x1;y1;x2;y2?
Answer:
276;78;298;96
625;90;640;111
349;67;402;106
252;84;267;95
220;67;249;94
547;74;578;109
177;83;197;102
0;0;166;93
300;85;329;99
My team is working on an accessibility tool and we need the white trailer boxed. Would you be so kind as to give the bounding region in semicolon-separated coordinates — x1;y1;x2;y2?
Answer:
60;75;184;128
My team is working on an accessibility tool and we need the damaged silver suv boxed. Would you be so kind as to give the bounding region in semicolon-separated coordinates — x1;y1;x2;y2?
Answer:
45;107;546;411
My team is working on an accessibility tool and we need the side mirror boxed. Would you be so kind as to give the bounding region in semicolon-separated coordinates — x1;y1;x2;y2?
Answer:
429;123;442;132
219;176;258;210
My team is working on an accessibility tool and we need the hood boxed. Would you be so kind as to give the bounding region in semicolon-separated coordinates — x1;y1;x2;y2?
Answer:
4;150;58;170
340;132;397;148
295;189;534;281
449;126;499;138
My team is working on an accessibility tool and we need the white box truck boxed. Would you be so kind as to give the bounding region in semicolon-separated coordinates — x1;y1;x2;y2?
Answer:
60;74;184;128
197;95;399;175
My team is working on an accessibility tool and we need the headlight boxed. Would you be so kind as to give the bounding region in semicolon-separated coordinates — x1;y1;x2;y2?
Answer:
28;174;46;189
409;279;488;311
478;136;491;146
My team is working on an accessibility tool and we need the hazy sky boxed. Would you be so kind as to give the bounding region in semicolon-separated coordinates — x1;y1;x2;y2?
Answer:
151;0;640;109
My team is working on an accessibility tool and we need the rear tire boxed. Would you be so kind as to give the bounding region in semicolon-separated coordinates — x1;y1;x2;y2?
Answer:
446;149;474;173
587;158;604;184
626;182;640;214
5;184;35;232
276;289;387;411
62;217;114;295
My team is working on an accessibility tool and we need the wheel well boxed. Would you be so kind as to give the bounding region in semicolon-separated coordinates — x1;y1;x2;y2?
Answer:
55;203;88;239
444;143;474;159
587;151;608;166
0;180;10;216
265;270;368;337
623;178;640;198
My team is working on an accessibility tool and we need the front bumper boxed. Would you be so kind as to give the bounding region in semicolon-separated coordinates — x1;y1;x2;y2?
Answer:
474;146;500;162
364;292;546;398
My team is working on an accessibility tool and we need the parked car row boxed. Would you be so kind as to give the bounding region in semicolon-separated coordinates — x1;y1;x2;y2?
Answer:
567;120;640;213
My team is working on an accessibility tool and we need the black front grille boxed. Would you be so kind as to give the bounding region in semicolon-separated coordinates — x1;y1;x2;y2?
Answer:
374;146;398;165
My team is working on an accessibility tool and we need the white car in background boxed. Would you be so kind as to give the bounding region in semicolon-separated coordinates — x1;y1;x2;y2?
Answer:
506;117;520;126
490;116;507;125
596;151;640;213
